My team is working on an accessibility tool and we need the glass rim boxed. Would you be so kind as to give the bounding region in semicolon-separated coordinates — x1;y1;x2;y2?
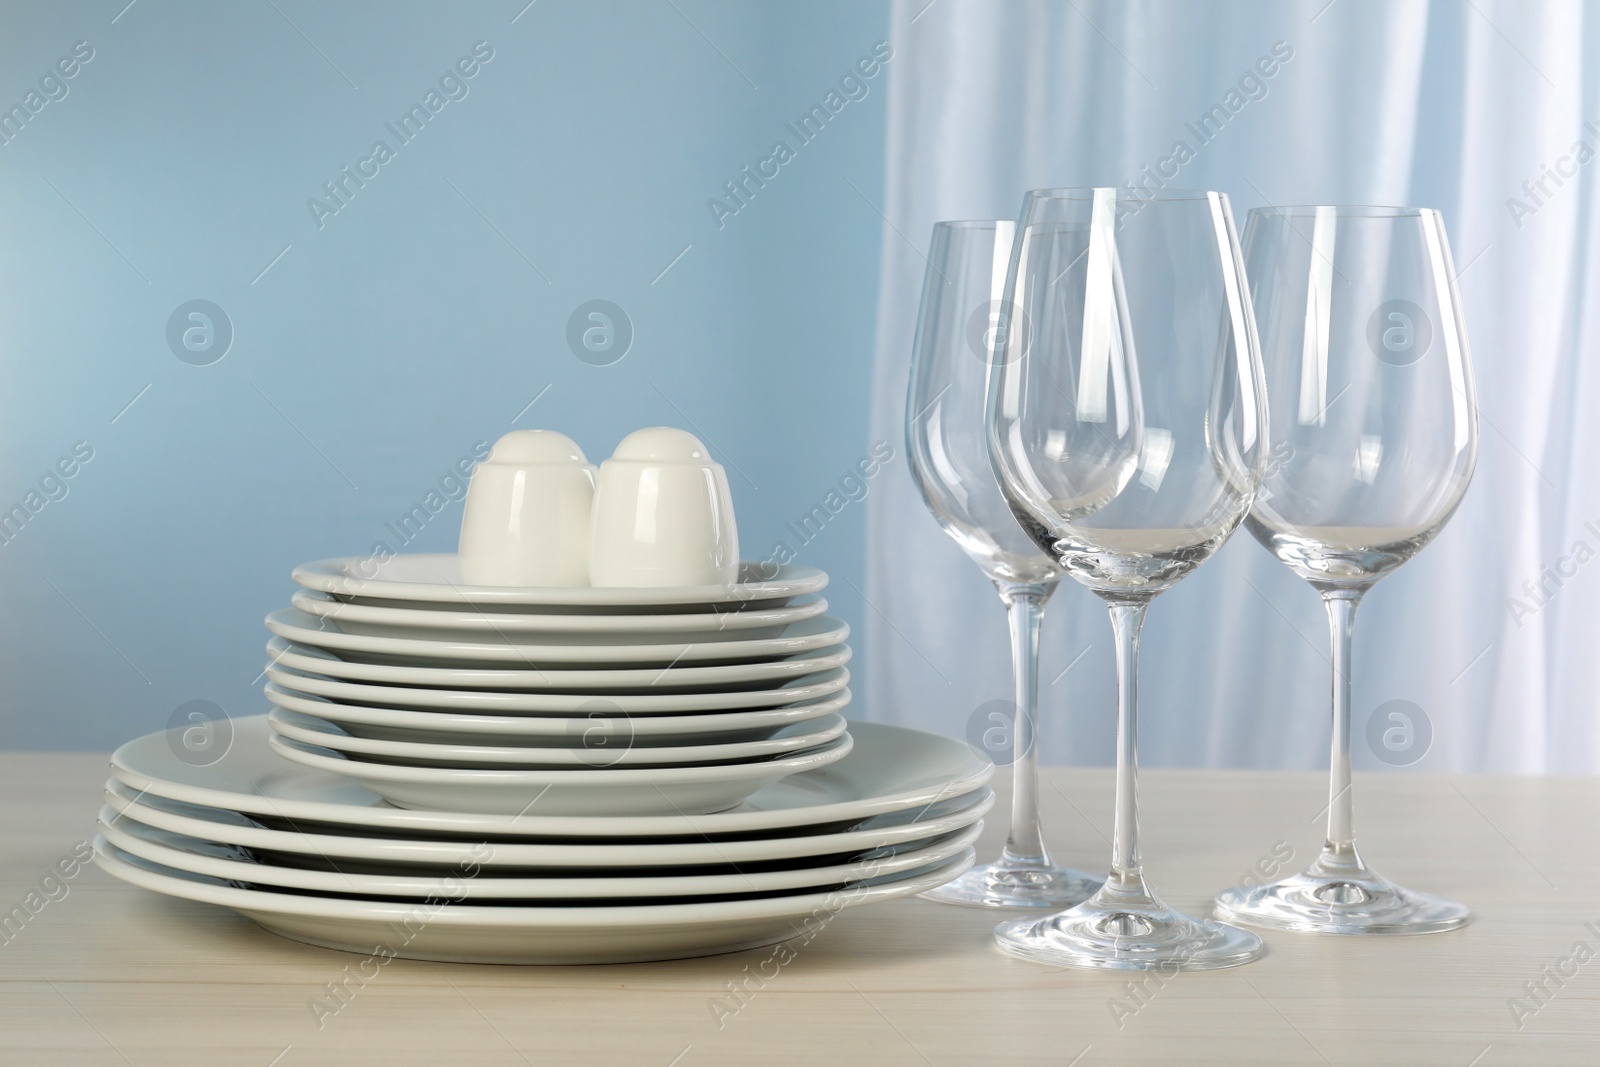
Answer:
1248;204;1440;219
930;219;1013;230
1023;186;1227;203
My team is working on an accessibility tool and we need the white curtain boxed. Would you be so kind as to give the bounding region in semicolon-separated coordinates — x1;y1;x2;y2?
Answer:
864;0;1600;773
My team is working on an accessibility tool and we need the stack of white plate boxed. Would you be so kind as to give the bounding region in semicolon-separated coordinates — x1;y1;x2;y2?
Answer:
94;717;991;963
259;555;863;816
92;554;991;962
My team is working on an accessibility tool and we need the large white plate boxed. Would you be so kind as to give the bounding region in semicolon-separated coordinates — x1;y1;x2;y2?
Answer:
264;662;851;714
98;809;984;900
268;728;855;815
263;681;852;744
265;608;850;667
290;589;829;643
103;779;996;868
264;637;853;692
265;706;851;767
293;555;827;610
109;717;993;838
94;841;974;964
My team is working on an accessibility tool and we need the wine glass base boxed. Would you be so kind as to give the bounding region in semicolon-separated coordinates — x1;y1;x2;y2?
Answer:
1213;869;1469;935
919;860;1103;910
994;894;1264;971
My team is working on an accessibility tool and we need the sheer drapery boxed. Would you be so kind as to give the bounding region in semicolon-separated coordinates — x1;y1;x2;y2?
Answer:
864;0;1600;772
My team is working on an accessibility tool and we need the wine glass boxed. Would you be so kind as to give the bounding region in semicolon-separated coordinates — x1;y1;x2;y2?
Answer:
1212;205;1477;935
905;220;1102;908
988;187;1268;970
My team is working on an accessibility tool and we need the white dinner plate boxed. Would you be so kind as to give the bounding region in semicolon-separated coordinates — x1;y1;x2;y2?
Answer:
263;681;852;745
264;637;853;692
291;589;829;643
268;728;855;815
265;608;851;667
109;717;993;838
98;809;984;900
103;779;996;868
264;662;851;715
94;841;974;964
293;555;827;610
265;706;851;767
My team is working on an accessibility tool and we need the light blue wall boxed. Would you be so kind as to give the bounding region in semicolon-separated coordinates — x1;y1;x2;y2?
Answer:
0;0;890;749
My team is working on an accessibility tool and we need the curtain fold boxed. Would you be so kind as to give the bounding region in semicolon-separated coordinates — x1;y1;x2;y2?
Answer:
865;0;1600;772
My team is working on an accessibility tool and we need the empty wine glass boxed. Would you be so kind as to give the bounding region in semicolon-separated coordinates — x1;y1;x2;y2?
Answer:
989;187;1268;970
1212;205;1477;935
906;220;1102;909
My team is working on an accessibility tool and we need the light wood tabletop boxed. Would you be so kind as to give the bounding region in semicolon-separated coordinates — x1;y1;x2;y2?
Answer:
1;749;1595;1066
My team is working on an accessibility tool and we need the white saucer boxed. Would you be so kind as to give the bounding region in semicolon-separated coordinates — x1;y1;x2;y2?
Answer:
109;717;992;837
99;809;984;900
291;590;829;643
265;608;850;667
264;637;853;692
265;706;851;767
293;555;827;609
263;681;852;745
264;662;851;714
268;728;855;815
94;841;974;964
104;779;996;868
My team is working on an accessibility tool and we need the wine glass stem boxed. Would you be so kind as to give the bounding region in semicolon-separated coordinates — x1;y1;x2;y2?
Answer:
1106;599;1149;894
996;581;1055;867
1321;589;1365;863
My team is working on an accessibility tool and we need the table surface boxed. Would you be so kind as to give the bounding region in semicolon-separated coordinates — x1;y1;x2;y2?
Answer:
1;750;1596;1067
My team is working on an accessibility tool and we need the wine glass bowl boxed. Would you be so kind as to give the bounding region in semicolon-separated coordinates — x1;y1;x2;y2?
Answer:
909;222;1066;588
905;220;1102;909
989;187;1268;970
988;221;1146;541
990;190;1266;601
1241;205;1475;591
1213;205;1477;935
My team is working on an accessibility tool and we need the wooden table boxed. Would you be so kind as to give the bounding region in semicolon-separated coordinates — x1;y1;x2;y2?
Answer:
2;751;1595;1066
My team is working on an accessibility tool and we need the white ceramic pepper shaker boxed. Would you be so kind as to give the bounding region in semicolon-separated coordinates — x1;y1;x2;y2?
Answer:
589;427;740;588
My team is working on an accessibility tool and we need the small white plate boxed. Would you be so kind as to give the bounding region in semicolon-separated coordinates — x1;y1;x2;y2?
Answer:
263;681;852;745
98;809;984;900
264;662;851;715
109;717;993;838
265;706;851;767
265;608;851;667
103;778;996;868
290;590;829;643
293;555;826;609
94;841;974;964
269;728;855;815
264;637;853;692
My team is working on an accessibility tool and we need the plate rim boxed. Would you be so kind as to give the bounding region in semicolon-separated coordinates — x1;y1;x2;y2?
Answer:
264;705;852;765
293;555;827;607
261;679;854;736
94;837;976;928
268;725;855;784
264;636;854;689
109;718;995;837
102;779;998;866
289;588;831;633
262;661;852;713
264;607;851;665
97;808;985;899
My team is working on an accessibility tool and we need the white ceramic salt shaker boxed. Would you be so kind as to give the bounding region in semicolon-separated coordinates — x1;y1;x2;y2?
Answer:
458;430;595;586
